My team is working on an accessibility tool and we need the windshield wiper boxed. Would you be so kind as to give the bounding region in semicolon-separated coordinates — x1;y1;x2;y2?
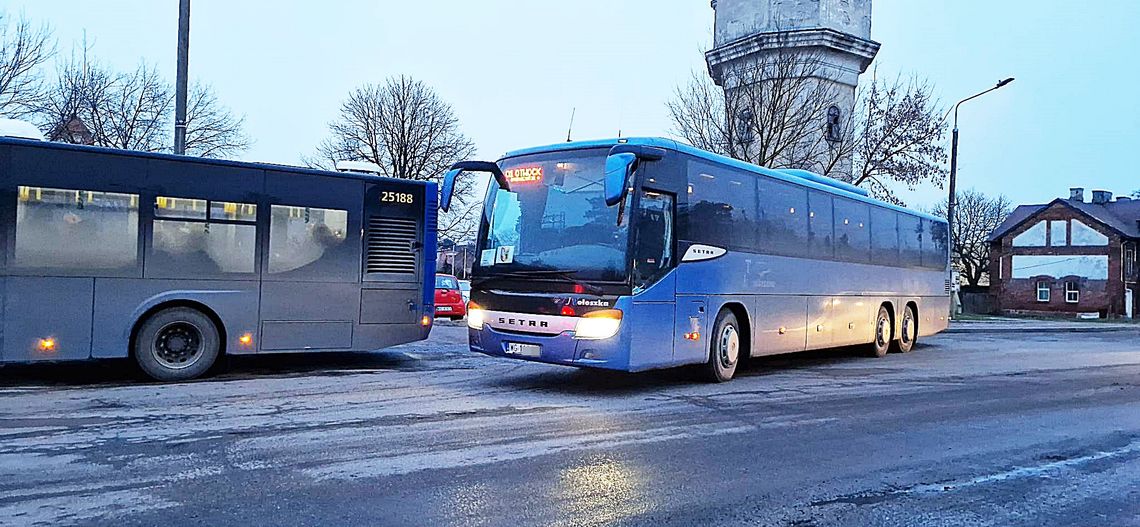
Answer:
473;269;604;295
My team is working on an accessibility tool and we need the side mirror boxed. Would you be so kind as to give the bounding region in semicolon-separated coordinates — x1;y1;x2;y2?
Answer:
440;168;460;212
604;153;637;207
439;161;510;212
603;145;666;207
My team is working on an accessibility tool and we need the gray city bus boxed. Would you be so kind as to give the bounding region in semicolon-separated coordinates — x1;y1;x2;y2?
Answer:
0;136;437;381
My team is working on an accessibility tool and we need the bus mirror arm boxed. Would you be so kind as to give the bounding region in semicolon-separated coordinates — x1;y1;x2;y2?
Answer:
441;161;508;213
608;145;666;161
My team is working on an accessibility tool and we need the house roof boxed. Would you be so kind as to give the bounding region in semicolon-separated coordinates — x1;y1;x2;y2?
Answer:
989;198;1140;241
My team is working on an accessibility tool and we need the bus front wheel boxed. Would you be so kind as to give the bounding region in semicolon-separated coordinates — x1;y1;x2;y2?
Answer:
133;307;221;382
704;310;741;383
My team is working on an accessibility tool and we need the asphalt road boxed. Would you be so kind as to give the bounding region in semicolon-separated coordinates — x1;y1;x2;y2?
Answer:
1;323;1139;526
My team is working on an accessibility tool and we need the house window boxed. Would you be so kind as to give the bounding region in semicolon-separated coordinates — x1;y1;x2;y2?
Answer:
1049;220;1067;246
1071;219;1109;246
1036;280;1051;302
1126;247;1136;281
1012;221;1047;247
1065;281;1080;304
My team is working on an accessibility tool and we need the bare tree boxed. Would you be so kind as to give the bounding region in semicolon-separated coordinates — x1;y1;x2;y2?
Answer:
39;56;248;157
312;76;478;241
183;82;250;157
38;56;111;143
0;13;54;119
848;75;948;204
669;46;844;172
668;52;947;205
932;189;1012;286
87;62;172;152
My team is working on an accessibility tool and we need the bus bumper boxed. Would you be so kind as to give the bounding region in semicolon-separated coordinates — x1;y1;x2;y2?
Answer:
468;324;632;371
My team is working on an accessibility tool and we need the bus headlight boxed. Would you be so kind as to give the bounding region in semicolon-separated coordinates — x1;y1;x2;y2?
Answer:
467;302;486;330
574;309;623;340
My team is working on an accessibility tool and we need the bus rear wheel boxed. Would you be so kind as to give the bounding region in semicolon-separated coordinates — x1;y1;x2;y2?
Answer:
866;305;892;358
134;307;221;382
704;310;741;383
893;304;918;353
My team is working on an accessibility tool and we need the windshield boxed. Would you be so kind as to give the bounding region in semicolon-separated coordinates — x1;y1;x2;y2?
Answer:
476;149;630;282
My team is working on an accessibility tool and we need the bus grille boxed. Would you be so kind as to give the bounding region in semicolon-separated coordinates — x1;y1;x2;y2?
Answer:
366;217;418;274
945;279;952;295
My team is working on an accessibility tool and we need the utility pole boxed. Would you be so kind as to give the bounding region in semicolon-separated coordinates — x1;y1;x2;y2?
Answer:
173;0;191;155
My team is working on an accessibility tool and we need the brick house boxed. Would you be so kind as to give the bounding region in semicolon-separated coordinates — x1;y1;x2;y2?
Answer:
988;188;1139;318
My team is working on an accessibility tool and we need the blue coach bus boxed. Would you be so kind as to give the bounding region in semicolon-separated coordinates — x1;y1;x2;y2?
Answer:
0;135;437;381
441;138;950;382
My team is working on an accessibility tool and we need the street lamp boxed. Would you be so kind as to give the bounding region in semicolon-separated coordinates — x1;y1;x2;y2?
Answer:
946;77;1014;254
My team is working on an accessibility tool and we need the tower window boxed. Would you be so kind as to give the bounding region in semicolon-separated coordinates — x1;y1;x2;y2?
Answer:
826;106;842;143
736;109;754;145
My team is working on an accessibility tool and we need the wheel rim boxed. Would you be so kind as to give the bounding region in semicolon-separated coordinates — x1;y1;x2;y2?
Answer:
719;324;739;368
902;311;915;345
875;312;889;349
152;321;204;370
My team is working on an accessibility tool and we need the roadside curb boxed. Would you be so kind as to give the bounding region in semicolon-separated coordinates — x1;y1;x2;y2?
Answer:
945;326;1138;334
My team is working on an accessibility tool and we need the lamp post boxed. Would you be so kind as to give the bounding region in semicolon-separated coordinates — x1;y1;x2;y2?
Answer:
946;77;1014;252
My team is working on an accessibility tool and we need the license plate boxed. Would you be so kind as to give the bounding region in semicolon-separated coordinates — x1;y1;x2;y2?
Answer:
437;306;453;312
505;342;541;357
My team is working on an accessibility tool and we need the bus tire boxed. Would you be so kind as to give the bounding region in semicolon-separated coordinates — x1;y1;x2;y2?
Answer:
704;310;741;383
133;307;221;382
867;305;892;358
893;304;918;353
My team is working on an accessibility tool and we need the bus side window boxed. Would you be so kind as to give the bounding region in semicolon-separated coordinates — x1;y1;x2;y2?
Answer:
834;198;871;264
684;161;756;250
898;215;923;268
151;196;258;275
870;207;900;266
633;189;674;288
923;219;950;270
757;178;808;258
14;186;139;271
268;205;350;275
807;192;834;260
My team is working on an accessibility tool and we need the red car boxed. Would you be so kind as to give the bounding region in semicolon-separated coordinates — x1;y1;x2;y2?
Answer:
434;274;467;320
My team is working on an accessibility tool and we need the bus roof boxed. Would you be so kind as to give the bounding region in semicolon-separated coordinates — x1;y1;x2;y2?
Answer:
502;137;946;225
0;136;433;187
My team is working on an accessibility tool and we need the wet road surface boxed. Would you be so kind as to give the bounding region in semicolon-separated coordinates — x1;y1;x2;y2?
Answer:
1;323;1139;526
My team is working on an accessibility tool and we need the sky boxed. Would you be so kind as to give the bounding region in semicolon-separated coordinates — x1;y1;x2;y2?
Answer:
5;0;1139;210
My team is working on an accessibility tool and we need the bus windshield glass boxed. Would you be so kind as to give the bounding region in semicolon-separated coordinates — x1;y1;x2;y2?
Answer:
477;149;629;282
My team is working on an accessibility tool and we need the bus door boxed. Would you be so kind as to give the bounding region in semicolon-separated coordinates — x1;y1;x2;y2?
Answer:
627;188;679;369
359;182;424;325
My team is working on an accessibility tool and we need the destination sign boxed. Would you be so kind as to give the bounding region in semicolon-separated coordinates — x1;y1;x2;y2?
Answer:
504;166;543;184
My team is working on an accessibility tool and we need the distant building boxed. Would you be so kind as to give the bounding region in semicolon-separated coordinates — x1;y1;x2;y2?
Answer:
437;240;476;279
47;116;94;145
988;188;1138;318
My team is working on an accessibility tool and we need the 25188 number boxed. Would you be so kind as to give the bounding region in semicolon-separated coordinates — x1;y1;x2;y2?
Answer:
381;191;415;204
